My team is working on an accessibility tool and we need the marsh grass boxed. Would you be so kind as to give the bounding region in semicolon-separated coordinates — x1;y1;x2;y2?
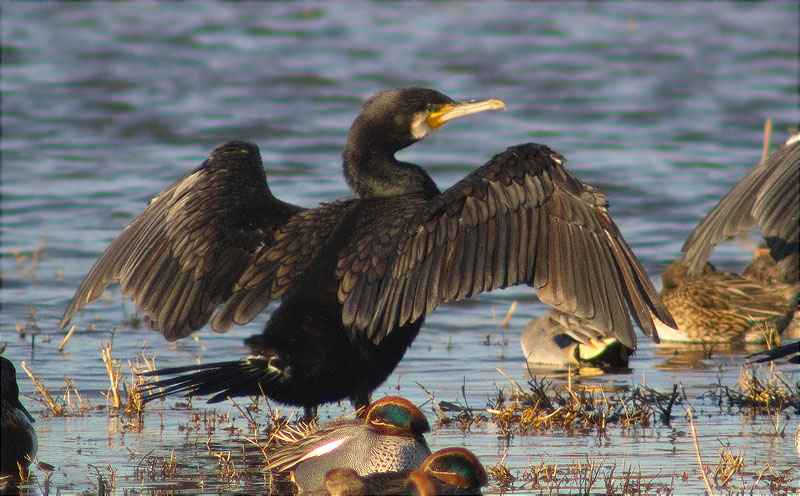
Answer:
517;456;676;495
485;373;673;437
710;363;799;414
11;354;799;495
12;233;47;279
7;294;799;495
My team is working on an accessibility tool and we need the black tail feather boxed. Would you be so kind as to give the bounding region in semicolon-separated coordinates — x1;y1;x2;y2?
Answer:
746;340;800;364
138;358;277;403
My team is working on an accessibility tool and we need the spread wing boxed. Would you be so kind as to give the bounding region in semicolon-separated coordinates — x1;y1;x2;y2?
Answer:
682;138;799;283
339;143;675;349
58;141;303;341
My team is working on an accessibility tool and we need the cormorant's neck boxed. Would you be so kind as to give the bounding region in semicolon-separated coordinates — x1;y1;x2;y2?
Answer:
343;125;440;200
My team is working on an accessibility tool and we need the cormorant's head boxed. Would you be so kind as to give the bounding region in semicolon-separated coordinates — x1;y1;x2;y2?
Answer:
343;87;504;199
349;87;506;153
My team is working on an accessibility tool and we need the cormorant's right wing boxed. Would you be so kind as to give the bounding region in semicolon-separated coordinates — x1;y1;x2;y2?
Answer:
58;141;303;341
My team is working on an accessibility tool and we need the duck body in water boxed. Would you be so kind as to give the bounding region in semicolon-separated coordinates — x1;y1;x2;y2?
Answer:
655;259;796;343
59;88;674;417
1;357;37;477
521;308;632;369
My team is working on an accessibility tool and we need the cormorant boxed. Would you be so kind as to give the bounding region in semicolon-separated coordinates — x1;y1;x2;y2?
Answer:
58;88;675;418
682;132;799;284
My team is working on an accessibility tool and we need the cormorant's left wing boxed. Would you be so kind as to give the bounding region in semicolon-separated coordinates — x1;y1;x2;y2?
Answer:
339;143;675;349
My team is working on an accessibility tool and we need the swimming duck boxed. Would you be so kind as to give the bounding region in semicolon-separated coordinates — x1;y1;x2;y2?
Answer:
323;447;488;496
266;396;431;494
1;357;37;477
654;259;796;343
521;308;632;369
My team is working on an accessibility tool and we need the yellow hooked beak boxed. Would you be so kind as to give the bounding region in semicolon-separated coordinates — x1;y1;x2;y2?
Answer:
425;98;506;129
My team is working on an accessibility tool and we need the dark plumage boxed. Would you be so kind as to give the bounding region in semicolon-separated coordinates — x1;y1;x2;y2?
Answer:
682;133;799;284
59;88;674;417
1;357;37;477
746;340;800;365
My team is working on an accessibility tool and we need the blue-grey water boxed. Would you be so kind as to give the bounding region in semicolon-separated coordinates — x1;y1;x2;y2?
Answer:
2;3;798;494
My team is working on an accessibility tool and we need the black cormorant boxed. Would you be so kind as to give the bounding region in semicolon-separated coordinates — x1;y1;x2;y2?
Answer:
59;88;675;418
682;132;799;284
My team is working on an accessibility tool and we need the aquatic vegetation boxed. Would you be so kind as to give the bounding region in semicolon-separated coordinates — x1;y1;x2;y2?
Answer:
709;363;799;414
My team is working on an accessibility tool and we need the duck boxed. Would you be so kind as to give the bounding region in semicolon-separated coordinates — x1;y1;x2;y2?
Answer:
323;447;488;496
654;259;796;343
59;87;674;418
266;396;431;494
657;132;799;343
521;308;631;369
1;357;37;478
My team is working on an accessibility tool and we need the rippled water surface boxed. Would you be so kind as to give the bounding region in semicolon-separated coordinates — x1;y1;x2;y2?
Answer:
2;3;798;495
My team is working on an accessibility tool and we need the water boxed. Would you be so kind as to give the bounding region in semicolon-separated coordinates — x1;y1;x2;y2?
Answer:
2;2;798;494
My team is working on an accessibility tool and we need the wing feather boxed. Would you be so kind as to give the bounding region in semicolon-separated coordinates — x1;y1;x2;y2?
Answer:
58;141;303;340
683;139;799;283
211;200;353;332
339;143;674;348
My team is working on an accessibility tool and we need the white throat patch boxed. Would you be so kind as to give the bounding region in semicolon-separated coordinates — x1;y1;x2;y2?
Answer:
410;112;437;140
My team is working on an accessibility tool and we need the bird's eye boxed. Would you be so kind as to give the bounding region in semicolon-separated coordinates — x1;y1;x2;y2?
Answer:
427;104;439;113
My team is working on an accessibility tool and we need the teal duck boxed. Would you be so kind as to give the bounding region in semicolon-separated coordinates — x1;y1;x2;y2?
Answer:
521;308;631;369
1;357;37;477
60;88;674;419
323;447;488;495
682;133;799;285
402;447;488;495
266;396;431;494
655;259;796;343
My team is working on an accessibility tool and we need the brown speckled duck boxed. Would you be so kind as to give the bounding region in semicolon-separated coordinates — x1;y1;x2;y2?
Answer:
266;396;431;494
655;259;796;343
